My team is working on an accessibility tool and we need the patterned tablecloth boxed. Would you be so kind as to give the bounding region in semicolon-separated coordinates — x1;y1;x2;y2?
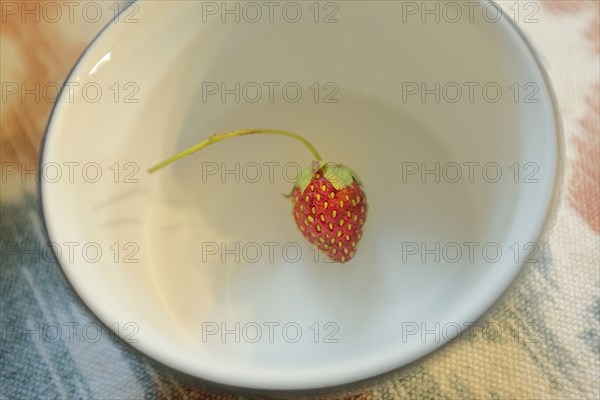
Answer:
1;1;598;399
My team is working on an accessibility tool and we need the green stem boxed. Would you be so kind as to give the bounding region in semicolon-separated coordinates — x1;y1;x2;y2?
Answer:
148;128;322;173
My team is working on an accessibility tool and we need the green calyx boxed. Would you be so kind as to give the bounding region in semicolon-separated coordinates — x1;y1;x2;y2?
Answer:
294;161;363;194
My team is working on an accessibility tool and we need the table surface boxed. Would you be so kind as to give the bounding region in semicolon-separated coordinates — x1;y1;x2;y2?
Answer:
1;1;598;399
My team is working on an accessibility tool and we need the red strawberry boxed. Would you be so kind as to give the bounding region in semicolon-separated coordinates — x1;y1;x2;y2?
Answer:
148;129;367;264
290;162;367;263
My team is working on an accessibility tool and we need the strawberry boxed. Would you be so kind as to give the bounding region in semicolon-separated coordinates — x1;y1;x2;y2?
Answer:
290;162;367;263
148;129;367;264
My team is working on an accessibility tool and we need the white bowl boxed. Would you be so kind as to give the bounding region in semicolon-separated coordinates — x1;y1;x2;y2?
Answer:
40;0;561;390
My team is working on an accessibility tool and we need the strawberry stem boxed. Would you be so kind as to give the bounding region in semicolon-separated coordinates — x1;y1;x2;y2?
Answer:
148;128;323;173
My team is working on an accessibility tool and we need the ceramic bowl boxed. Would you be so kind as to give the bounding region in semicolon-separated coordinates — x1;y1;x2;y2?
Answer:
40;0;561;390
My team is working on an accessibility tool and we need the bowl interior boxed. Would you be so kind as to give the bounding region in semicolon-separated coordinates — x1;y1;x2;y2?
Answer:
41;1;558;390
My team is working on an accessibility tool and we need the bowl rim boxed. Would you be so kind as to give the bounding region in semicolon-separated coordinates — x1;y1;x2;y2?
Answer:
37;0;565;392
